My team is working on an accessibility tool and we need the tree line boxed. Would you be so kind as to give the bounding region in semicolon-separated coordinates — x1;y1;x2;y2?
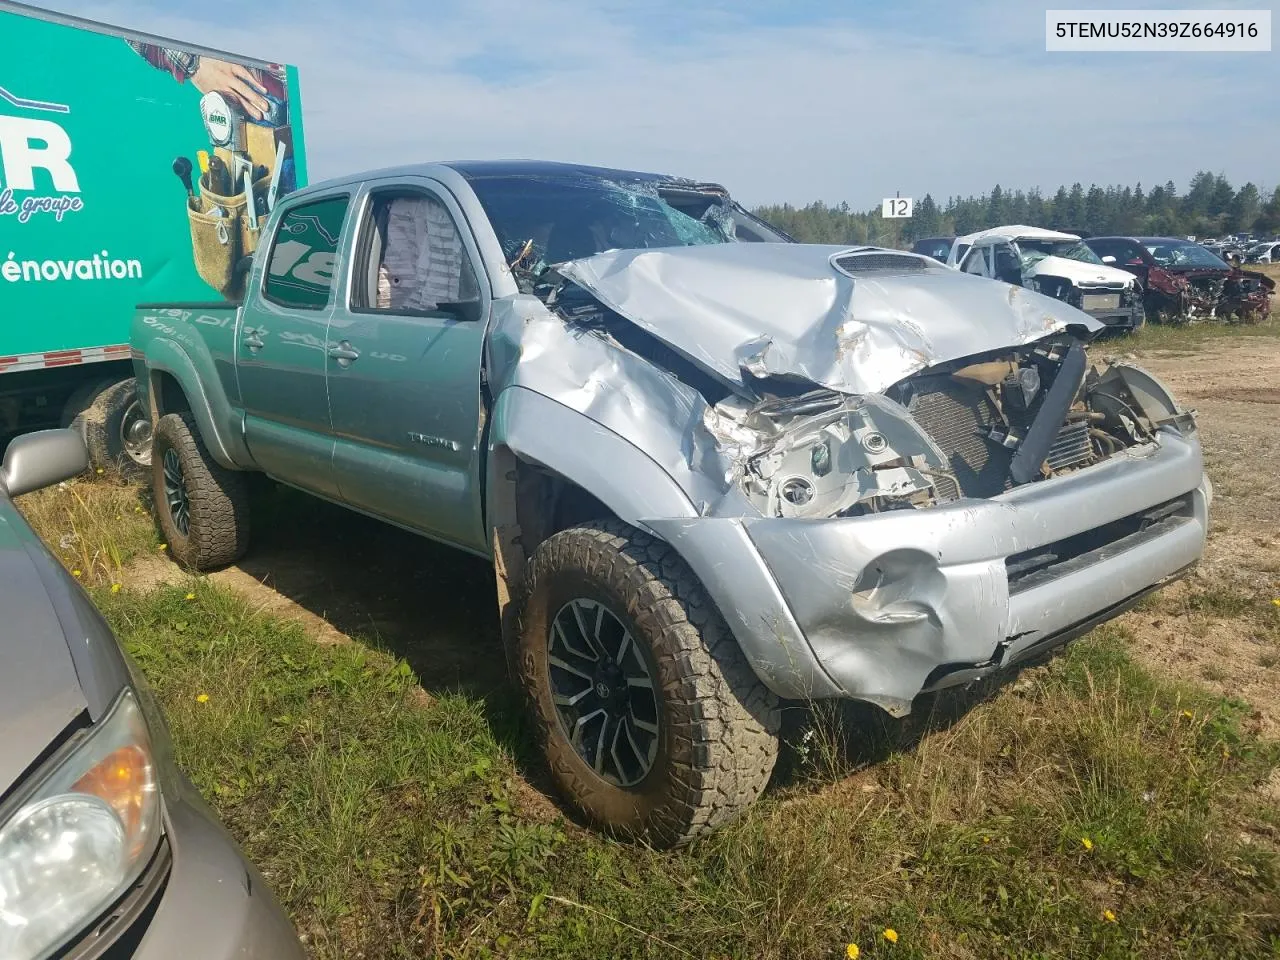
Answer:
753;172;1280;247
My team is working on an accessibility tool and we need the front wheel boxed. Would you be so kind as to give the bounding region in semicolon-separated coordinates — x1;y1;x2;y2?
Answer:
151;412;250;571
516;521;780;847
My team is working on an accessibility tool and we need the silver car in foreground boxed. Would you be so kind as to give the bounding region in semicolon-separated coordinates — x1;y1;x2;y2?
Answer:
0;430;303;959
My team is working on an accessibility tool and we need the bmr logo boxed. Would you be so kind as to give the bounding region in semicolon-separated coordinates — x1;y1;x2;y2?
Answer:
0;87;79;193
200;92;235;147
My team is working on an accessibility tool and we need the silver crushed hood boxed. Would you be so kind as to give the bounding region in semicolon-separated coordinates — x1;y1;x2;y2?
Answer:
557;243;1102;395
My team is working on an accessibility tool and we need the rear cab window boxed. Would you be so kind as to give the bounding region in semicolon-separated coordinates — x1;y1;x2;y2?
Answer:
263;194;352;309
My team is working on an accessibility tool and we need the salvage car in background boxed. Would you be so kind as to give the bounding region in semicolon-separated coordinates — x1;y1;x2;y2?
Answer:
0;430;303;959
1087;236;1275;323
1246;240;1280;264
131;161;1209;847
949;226;1144;331
910;236;955;262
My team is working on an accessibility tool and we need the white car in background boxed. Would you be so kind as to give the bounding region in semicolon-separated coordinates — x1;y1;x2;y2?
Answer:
947;225;1145;331
1246;241;1280;264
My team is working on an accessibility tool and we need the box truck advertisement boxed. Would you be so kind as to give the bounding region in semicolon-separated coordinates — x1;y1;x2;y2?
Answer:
0;1;306;471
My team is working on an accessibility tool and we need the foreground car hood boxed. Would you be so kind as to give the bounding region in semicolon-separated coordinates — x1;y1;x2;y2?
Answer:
558;243;1101;395
1027;256;1135;287
0;510;89;797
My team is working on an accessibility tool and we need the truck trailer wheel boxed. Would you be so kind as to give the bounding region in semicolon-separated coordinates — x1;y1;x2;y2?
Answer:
151;413;250;571
72;378;153;480
516;520;780;847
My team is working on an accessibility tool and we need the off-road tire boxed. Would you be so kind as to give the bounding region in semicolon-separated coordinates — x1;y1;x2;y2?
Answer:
151;412;250;571
72;378;150;480
516;520;780;847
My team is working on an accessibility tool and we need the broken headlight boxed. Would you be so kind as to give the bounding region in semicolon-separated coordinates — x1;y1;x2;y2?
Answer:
705;391;956;519
1086;362;1196;442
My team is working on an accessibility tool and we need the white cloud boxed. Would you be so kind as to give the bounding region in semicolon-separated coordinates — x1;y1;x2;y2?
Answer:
48;0;1280;205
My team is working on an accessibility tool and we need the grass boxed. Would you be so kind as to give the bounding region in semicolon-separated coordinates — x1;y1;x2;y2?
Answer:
15;481;1280;960
16;477;158;583
1122;317;1280;354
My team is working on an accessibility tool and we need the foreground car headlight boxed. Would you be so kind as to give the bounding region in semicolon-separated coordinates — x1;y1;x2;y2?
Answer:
0;690;161;960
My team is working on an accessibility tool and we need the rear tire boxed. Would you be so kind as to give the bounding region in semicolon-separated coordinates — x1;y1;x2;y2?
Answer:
72;378;152;480
516;520;780;847
151;412;250;571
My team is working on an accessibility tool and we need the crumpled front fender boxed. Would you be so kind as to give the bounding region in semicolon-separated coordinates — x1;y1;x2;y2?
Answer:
484;386;841;698
487;386;698;532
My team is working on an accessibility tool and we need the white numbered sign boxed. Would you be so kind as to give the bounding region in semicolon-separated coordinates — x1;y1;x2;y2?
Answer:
881;197;913;218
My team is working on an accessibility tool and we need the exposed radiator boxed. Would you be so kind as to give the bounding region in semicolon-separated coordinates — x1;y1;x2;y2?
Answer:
1046;419;1092;472
906;379;1012;499
906;380;1099;498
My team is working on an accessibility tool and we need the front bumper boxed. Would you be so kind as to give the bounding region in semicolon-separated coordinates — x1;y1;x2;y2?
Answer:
1083;302;1144;329
130;782;304;959
649;428;1207;714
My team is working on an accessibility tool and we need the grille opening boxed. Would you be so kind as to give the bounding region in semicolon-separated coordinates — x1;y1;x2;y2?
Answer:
1005;494;1194;594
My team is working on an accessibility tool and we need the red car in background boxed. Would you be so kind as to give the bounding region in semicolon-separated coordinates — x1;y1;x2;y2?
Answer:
1086;236;1275;323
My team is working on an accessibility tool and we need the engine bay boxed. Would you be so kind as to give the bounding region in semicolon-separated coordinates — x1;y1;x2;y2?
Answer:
706;338;1194;519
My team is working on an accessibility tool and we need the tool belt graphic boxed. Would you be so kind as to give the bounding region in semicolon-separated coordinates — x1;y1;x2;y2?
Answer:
185;90;293;299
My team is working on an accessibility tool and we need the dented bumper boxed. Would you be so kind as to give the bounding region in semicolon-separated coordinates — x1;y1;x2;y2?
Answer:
649;429;1207;714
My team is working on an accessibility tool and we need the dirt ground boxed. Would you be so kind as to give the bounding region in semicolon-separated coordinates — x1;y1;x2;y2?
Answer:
1112;335;1280;735
131;335;1280;734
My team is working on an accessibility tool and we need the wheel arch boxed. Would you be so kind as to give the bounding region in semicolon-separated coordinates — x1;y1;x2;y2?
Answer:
484;387;700;646
142;339;250;469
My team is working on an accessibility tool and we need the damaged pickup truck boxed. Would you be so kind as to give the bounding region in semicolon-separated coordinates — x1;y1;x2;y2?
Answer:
949;226;1145;331
129;161;1210;846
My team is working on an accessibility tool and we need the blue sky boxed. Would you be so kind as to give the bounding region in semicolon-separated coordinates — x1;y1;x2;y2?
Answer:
43;0;1280;206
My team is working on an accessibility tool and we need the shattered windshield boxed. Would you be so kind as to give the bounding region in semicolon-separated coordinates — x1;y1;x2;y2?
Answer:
466;175;732;277
1144;241;1230;269
1016;239;1104;268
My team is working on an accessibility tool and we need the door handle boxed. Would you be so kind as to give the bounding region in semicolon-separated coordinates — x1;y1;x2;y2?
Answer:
243;329;264;351
328;340;360;367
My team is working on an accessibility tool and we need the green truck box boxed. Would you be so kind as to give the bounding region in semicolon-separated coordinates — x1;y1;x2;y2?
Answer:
0;0;306;471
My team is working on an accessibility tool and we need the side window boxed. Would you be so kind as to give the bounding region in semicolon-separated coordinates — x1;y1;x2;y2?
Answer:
263;195;350;309
1089;240;1119;261
992;243;1022;285
1118;242;1146;264
352;189;479;313
961;246;988;276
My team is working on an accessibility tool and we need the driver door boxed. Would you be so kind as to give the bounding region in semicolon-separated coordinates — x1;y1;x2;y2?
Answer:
326;178;490;553
991;242;1024;286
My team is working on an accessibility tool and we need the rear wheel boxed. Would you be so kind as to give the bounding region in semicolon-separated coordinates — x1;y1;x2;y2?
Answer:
70;378;152;479
516;520;780;847
151;412;250;570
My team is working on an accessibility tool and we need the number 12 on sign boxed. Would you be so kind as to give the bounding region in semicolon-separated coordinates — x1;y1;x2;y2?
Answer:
881;197;913;218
